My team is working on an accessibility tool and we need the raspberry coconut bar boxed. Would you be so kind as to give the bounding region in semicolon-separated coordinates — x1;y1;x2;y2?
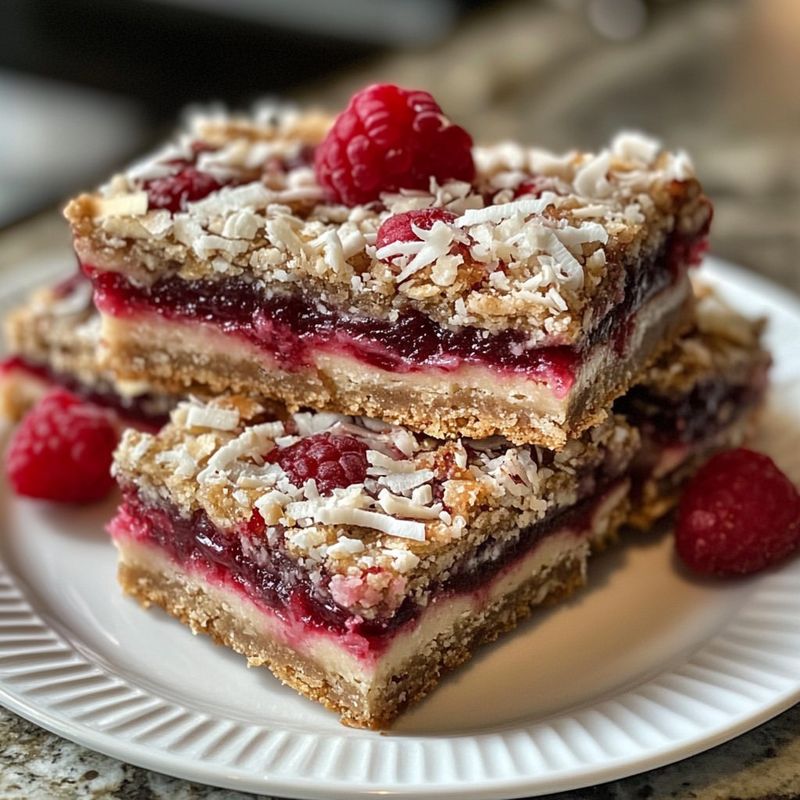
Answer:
65;86;711;448
110;397;638;727
618;285;770;528
0;271;175;427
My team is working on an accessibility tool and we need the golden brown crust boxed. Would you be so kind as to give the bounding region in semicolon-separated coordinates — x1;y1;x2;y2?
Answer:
1;277;177;423
3;282;100;387
640;283;770;397
117;545;587;729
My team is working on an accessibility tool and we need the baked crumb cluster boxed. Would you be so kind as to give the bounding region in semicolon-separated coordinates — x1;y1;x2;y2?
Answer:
114;396;638;617
65;105;710;345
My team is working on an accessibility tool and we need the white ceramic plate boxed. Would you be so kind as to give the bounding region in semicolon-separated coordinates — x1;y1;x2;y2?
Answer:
1;256;800;800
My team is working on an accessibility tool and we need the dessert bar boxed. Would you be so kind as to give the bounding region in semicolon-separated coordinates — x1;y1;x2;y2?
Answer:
106;285;768;727
66;103;711;447
111;397;638;728
1;272;175;427
619;285;770;527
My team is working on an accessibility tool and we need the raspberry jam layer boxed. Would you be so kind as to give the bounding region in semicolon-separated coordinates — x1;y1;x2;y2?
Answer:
111;477;622;654
615;367;768;446
91;272;579;394
87;237;683;397
0;356;171;428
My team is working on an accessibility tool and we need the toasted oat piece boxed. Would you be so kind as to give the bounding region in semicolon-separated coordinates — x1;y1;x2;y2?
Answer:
111;396;638;728
66;105;710;447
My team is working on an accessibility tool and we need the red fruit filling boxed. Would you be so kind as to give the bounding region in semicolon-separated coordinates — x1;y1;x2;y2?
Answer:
144;166;224;213
113;474;623;650
615;366;768;447
6;390;118;503
267;433;368;495
314;83;475;205
676;448;800;576
90;269;579;393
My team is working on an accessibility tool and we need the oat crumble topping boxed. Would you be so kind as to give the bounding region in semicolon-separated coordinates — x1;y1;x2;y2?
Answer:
113;395;638;617
65;104;710;345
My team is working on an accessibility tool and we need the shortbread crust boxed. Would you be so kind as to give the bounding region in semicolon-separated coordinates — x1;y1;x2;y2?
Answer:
112;480;629;728
116;537;588;728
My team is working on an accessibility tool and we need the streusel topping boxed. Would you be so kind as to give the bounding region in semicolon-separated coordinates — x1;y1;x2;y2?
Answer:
66;102;710;345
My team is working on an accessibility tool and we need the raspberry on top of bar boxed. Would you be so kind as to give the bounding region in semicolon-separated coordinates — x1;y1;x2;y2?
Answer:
112;396;638;623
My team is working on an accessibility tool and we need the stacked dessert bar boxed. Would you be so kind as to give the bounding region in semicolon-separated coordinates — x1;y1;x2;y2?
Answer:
4;86;765;727
0;272;174;427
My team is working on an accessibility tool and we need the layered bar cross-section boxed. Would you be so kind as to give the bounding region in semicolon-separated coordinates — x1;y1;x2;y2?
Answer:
0;271;175;426
66;109;711;447
618;284;770;527
110;396;639;727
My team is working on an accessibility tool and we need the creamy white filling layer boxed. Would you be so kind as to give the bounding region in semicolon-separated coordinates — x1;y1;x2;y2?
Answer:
112;480;629;695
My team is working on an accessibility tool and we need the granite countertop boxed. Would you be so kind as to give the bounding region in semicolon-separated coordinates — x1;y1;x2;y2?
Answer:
2;0;800;797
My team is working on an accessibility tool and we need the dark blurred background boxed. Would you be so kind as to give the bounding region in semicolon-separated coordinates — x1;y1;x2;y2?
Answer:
1;0;798;291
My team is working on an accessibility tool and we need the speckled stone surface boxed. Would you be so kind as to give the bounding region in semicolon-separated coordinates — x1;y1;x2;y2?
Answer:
2;0;800;797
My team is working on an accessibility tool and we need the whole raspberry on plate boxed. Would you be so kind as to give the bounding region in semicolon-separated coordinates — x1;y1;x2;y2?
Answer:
5;389;118;503
268;432;368;495
314;83;475;206
676;448;800;576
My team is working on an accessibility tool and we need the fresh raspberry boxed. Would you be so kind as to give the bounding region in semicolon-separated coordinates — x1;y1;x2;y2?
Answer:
514;175;559;199
676;448;800;576
6;390;118;503
268;433;368;495
376;208;457;255
145;166;223;213
314;83;475;206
